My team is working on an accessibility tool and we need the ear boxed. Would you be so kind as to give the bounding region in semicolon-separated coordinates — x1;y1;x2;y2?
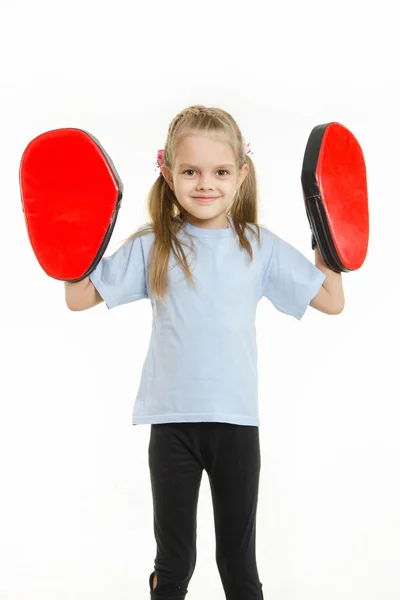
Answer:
161;165;174;191
237;163;249;188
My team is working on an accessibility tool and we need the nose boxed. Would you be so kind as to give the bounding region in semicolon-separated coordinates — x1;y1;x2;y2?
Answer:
196;176;215;191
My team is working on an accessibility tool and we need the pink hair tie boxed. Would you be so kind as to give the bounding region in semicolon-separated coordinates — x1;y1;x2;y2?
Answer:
156;149;165;170
243;142;252;155
156;142;252;174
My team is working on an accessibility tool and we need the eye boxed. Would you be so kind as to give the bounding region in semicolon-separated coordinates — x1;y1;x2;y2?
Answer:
182;169;229;176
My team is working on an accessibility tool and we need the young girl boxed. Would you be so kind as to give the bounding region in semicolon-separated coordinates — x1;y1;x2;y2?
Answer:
65;105;344;600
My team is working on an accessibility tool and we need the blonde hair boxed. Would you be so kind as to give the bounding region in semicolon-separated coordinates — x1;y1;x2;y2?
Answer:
121;105;263;304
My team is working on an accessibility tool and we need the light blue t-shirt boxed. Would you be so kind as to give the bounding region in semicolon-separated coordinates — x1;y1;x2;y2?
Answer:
89;215;326;427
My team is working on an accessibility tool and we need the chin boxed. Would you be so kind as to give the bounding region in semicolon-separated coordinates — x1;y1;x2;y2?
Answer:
180;198;230;218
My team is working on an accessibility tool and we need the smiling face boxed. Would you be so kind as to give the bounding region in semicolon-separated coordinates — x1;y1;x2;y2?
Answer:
161;131;249;229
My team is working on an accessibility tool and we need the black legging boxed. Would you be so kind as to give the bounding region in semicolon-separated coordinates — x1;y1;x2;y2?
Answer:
148;422;264;599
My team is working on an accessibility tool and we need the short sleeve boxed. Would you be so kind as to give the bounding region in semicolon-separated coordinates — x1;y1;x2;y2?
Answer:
262;232;326;320
89;235;148;309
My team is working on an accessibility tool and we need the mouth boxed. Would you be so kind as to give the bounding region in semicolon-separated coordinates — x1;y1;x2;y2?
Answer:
192;196;220;203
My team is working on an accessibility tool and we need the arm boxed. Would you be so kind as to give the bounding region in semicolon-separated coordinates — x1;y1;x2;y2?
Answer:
309;246;345;315
65;276;104;311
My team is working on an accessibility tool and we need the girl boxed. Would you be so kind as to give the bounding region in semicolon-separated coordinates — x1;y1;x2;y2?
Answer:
65;105;344;600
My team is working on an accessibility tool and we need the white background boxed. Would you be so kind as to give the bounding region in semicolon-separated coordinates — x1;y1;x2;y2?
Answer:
1;1;399;599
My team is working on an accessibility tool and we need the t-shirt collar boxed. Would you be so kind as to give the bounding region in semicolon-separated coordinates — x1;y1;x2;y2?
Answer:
182;214;235;238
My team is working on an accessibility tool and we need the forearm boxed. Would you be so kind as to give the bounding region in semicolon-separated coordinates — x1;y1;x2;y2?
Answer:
64;276;91;310
314;246;345;311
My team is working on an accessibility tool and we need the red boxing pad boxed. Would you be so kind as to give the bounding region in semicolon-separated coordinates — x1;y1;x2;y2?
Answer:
19;128;123;281
301;122;369;272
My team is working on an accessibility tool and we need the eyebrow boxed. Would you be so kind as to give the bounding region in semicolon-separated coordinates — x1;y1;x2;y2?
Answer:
179;163;234;169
